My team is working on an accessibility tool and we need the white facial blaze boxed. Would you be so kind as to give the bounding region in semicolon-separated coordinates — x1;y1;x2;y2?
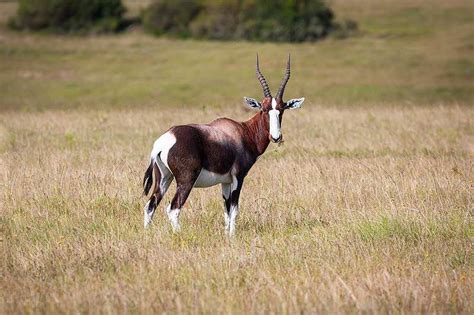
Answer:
269;98;281;140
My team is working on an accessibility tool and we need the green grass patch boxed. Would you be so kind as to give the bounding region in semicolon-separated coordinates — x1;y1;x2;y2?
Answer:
356;213;470;245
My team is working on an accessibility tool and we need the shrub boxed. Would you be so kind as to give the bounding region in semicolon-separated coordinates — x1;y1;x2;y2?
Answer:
142;0;201;37
189;2;240;40
331;18;359;39
239;0;338;42
143;0;345;42
9;0;125;33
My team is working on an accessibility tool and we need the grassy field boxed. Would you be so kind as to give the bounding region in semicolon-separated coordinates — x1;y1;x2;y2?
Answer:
1;0;473;313
0;0;473;110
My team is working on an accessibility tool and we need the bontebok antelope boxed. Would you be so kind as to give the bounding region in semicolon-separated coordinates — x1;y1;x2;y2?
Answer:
143;55;304;235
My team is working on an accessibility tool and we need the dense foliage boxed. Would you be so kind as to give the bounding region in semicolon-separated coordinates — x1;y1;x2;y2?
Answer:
142;0;201;37
143;0;352;42
9;0;125;33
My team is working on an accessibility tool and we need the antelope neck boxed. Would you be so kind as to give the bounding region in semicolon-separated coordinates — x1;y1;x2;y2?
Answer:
243;111;271;156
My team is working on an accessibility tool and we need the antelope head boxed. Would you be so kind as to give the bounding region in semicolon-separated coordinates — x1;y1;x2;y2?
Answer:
244;54;305;143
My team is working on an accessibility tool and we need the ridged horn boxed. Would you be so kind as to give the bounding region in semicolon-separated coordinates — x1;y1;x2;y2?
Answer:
256;54;272;98
275;54;291;100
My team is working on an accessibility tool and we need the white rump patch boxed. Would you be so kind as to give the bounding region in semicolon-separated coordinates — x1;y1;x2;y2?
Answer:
269;98;281;140
194;169;232;188
150;131;176;170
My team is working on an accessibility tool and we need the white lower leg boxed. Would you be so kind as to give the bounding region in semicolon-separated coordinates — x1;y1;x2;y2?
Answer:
144;200;155;228
166;204;181;232
228;204;239;236
222;184;232;234
224;211;230;234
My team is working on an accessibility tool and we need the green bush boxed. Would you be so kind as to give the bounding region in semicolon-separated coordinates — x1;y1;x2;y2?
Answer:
189;2;240;40
143;0;346;42
142;0;201;37
9;0;125;33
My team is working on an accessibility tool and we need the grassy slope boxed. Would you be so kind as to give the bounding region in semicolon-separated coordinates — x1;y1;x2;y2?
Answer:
1;0;473;313
0;0;473;110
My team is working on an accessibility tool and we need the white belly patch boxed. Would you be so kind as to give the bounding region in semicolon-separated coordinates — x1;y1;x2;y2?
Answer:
194;169;232;188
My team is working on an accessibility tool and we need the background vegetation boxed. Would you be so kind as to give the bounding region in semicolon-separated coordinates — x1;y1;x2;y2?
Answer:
1;0;472;111
142;0;346;41
8;0;125;33
8;0;351;40
1;0;473;313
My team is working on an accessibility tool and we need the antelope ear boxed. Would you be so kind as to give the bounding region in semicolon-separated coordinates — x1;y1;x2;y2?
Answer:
284;97;305;109
243;97;262;109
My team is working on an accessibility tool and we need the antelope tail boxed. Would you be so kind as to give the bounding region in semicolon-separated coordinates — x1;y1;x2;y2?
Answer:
143;159;154;196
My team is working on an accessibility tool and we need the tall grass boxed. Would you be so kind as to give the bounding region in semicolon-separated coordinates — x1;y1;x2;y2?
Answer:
1;105;472;313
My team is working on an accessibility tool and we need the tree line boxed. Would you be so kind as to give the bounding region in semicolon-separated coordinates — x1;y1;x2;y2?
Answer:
9;0;356;41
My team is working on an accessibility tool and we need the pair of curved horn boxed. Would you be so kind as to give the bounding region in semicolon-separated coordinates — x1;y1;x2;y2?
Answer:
256;54;291;100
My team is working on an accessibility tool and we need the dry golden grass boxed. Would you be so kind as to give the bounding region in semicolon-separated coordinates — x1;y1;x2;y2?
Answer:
1;105;472;313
